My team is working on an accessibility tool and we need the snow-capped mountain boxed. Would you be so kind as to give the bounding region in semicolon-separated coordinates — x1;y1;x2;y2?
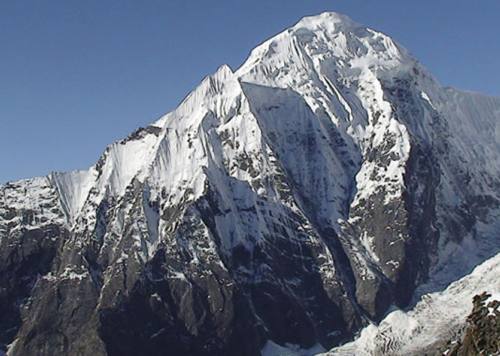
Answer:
1;12;499;356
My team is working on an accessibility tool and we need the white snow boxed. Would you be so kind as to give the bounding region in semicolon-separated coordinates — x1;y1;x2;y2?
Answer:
49;169;96;225
261;340;326;356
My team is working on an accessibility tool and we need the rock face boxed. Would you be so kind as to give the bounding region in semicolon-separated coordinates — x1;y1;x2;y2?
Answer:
1;12;499;356
449;292;500;356
447;292;500;356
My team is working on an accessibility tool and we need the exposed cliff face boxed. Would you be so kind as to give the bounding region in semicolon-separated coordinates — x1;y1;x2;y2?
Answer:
447;292;500;356
1;12;499;356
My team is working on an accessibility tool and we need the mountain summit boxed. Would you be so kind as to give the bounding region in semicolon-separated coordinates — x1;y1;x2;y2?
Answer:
1;12;499;356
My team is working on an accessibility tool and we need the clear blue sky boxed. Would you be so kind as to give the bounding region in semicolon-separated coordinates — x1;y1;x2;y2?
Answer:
1;0;499;183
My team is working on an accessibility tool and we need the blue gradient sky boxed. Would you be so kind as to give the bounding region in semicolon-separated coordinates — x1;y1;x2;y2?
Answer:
1;0;499;183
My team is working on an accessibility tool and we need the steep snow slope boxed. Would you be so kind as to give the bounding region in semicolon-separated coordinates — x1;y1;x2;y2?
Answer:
1;11;499;356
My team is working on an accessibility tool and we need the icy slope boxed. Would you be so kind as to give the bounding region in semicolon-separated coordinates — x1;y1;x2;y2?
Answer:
325;251;500;356
1;11;499;356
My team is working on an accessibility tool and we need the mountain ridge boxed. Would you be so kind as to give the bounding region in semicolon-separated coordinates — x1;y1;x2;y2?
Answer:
1;12;499;356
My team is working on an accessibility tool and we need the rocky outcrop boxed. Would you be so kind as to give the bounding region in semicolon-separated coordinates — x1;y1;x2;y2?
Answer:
445;293;500;356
